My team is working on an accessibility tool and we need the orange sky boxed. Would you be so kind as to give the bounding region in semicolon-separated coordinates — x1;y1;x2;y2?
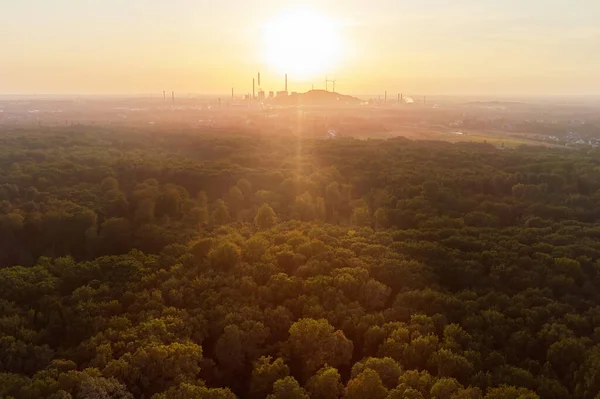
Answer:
2;0;600;96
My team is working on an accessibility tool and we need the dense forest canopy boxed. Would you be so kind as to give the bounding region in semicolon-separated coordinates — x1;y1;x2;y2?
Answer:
2;127;600;399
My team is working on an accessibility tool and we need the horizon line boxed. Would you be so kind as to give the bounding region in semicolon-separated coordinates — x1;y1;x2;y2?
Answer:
2;92;600;100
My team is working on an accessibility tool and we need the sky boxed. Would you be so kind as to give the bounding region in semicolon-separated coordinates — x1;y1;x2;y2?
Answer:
1;0;600;96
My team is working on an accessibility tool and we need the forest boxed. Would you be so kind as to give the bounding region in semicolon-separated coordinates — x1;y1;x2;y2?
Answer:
1;126;600;399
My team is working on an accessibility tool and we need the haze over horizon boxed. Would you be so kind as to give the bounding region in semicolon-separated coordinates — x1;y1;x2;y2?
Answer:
2;0;600;96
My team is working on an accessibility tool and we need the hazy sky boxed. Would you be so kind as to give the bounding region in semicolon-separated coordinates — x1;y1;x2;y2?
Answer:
1;0;599;95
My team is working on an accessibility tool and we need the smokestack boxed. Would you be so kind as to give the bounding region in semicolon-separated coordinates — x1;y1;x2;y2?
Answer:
163;90;166;100
385;91;387;104
285;74;288;92
172;91;174;103
258;73;261;87
397;93;400;104
253;78;255;99
401;93;403;102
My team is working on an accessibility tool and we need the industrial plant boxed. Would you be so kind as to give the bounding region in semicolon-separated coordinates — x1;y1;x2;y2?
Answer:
159;72;419;109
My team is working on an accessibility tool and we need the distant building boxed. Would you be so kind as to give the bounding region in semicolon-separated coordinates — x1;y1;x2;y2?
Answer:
258;91;266;100
277;91;288;97
269;91;274;99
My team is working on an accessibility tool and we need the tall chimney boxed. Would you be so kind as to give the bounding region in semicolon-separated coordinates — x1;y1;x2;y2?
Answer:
385;91;387;104
397;93;400;104
172;91;174;103
258;73;261;87
163;90;166;100
285;74;288;92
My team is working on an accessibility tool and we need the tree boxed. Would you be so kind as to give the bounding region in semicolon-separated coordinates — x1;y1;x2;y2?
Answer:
255;204;277;229
237;179;253;198
227;186;245;213
157;185;187;218
12;367;133;399
215;325;244;373
345;369;388;399
443;324;472;353
0;265;57;307
374;208;389;229
211;200;230;225
287;318;353;378
536;377;569;399
103;342;203;397
484;386;539;399
575;344;600;399
290;193;316;221
208;240;241;270
244;236;270;263
152;384;236;399
397;370;435;398
188;206;209;227
404;334;440;370
106;193;130;218
351;357;402;389
267;377;309;399
197;191;208;207
451;387;483;399
429;378;461;399
75;370;134;399
547;337;586;377
431;349;474;382
134;199;156;225
387;387;424;399
250;357;290;399
360;279;392;311
101;177;120;192
306;366;344;399
190;237;214;261
351;207;371;227
0;372;30;399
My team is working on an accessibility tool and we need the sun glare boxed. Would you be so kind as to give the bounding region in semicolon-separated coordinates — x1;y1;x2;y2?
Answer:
263;8;343;79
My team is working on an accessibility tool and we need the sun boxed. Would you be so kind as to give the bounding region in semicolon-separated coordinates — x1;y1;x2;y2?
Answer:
263;7;343;79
